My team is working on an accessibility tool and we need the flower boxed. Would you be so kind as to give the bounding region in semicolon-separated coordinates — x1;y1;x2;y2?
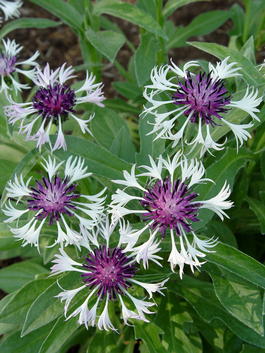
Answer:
142;57;262;154
51;216;167;331
4;63;105;150
0;0;22;23
2;156;106;248
109;153;233;278
0;38;39;92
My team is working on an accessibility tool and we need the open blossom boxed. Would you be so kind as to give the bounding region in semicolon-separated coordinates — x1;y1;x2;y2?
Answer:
4;63;105;151
2;156;106;248
109;153;233;278
51;216;167;331
0;38;39;92
0;0;22;23
142;57;262;154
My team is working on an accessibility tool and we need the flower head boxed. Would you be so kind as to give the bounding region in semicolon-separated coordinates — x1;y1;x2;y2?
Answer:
2;156;106;248
0;38;39;92
4;63;105;150
109;154;233;277
0;0;22;22
51;217;167;331
143;57;262;154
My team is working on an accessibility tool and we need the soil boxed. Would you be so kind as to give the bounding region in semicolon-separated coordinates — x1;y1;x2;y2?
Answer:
10;0;242;98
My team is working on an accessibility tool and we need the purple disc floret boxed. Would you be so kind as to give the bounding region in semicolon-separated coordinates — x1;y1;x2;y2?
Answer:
82;246;136;299
0;55;16;76
32;83;76;121
173;72;231;125
141;177;201;236
27;176;79;224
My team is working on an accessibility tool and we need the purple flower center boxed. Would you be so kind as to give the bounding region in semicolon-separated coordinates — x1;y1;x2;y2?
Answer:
32;83;76;121
27;176;79;225
141;177;201;236
82;246;136;299
173;72;231;125
0;55;16;76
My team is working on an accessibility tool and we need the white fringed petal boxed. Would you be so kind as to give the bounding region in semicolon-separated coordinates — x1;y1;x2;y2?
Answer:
41;156;64;180
200;182;233;220
50;247;84;275
65;156;92;185
229;87;262;121
6;174;31;198
98;296;117;332
209;57;241;81
3;201;28;223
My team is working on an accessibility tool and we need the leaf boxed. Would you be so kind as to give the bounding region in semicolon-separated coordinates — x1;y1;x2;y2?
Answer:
1;322;55;353
112;81;141;100
241;343;265;353
194;148;251;229
207;265;264;335
134;322;167;353
28;0;83;32
86;28;126;63
136;114;165;165
155;292;202;353
0;18;60;38
110;126;136;163
54;136;131;180
189;41;265;86
93;0;167;39
163;0;210;17
0;278;54;326
21;273;80;336
167;10;230;49
38;316;79;353
0;159;16;193
246;197;265;234
90;107;136;162
134;33;159;87
176;276;265;348
0;260;47;293
206;241;265;290
205;220;237;247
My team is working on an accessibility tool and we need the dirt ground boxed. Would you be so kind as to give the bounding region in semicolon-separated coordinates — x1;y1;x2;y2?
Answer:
11;0;241;97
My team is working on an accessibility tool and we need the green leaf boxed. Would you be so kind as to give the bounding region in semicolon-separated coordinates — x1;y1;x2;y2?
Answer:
163;0;210;17
110;126;136;163
94;0;167;39
0;260;47;293
241;344;265;353
38;316;79;353
28;0;83;32
86;28;126;63
246;197;265;234
189;41;265;86
206;241;265;290
21;273;80;336
0;278;54;326
167;10;230;49
205;221;237;247
112;81;141;100
207;265;264;335
90;107;136;162
54;136;131;180
176;276;265;348
155;293;202;353
0;159;16;193
194;148;251;229
1;322;55;353
134;33;159;87
0;18;60;38
134;322;167;353
136;115;165;164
